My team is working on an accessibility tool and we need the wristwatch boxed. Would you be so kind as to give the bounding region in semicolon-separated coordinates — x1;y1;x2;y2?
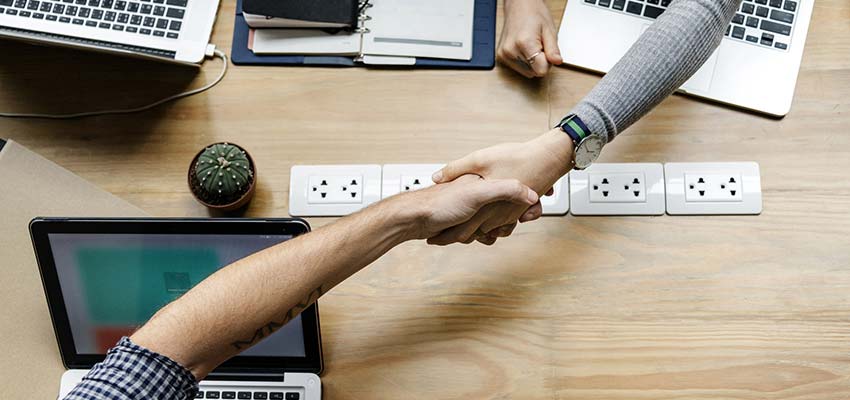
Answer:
556;114;604;170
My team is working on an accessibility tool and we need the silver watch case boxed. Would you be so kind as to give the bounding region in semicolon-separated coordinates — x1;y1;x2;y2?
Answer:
572;134;605;170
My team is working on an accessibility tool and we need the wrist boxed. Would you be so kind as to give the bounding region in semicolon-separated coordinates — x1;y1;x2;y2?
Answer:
370;193;425;243
504;0;544;11
536;128;575;176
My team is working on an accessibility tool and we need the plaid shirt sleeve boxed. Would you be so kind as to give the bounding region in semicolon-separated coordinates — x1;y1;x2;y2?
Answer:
63;337;199;400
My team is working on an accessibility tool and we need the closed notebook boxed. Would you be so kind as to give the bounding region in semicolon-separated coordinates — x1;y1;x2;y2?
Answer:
243;0;359;28
250;0;475;63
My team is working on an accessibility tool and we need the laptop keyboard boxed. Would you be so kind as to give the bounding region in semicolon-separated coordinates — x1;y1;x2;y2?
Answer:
0;0;187;39
196;390;300;399
583;0;798;51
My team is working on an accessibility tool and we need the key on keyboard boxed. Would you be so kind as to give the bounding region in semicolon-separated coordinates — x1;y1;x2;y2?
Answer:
581;0;798;51
4;0;189;39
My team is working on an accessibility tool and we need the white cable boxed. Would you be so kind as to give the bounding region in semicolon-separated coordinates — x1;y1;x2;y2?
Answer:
0;49;228;119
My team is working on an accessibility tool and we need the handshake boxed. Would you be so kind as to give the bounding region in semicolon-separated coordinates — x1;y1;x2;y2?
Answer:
386;128;576;246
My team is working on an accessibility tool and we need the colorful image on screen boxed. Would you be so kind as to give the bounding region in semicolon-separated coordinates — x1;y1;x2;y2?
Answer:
49;233;306;357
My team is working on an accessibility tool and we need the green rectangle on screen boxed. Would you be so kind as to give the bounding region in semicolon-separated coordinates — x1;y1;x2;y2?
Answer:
76;247;220;324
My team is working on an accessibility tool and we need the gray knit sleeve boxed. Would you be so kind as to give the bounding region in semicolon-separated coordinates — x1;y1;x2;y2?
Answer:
567;0;742;142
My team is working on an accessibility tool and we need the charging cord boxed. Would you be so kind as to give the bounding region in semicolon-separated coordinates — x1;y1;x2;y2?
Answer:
0;46;228;120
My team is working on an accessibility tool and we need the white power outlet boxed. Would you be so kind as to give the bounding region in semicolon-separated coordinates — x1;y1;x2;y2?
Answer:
307;175;363;204
684;173;742;202
588;172;647;203
665;162;762;215
541;175;570;215
290;165;382;216
381;164;444;199
570;163;665;215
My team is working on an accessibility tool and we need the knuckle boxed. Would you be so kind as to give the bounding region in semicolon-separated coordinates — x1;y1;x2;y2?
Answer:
509;180;526;197
518;38;539;52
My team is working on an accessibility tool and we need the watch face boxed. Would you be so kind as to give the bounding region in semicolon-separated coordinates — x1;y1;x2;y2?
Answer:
574;135;604;169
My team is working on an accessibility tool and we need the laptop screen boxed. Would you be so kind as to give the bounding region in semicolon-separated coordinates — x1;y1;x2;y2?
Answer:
47;232;306;358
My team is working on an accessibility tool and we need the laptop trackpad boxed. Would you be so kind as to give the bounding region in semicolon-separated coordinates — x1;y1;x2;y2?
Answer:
681;50;719;94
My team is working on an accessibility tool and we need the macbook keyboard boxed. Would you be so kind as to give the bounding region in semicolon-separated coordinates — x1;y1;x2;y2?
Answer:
583;0;798;51
0;0;187;39
196;390;300;399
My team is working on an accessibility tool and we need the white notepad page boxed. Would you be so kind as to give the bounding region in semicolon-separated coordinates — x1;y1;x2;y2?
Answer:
362;0;474;61
252;29;361;55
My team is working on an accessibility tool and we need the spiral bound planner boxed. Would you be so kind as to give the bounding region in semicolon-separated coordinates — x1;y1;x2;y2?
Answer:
231;0;496;69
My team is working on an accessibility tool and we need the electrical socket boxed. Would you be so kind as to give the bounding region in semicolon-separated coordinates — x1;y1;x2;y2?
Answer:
588;172;647;203
381;164;444;199
307;175;363;204
541;175;570;215
684;173;742;202
665;162;762;215
569;163;665;215
290;164;382;216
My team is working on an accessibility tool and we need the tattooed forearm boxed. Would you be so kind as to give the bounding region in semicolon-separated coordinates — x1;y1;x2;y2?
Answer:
230;285;325;350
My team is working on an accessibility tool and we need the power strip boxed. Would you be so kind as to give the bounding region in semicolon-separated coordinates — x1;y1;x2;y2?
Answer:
287;163;762;217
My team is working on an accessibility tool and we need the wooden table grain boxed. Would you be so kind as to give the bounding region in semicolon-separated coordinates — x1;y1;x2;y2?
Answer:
2;0;849;398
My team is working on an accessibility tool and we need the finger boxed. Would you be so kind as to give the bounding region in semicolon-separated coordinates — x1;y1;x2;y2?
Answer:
518;39;549;77
494;222;518;238
427;231;455;246
541;26;562;65
428;221;480;246
498;45;536;78
519;202;543;222
479;207;524;234
433;154;480;183
439;209;492;245
528;52;550;77
465;179;538;211
509;54;537;79
428;201;498;245
545;187;555;196
477;235;498;246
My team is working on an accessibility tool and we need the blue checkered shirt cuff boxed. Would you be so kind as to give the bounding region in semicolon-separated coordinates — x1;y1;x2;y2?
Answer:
63;336;199;400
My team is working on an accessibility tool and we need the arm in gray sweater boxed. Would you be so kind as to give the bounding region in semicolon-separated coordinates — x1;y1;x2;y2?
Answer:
568;0;742;142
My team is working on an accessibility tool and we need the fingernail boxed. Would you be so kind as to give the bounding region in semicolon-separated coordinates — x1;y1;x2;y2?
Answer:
527;188;538;203
432;170;443;183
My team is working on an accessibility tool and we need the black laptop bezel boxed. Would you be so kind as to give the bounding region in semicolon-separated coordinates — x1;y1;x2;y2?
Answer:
29;217;323;375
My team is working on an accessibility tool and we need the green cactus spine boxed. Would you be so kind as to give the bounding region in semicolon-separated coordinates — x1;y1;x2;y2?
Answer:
194;143;253;204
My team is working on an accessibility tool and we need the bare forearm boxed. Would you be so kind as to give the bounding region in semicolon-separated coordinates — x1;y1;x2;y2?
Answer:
131;200;414;379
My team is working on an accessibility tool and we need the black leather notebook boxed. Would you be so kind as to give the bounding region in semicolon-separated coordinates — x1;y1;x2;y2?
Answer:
243;0;359;28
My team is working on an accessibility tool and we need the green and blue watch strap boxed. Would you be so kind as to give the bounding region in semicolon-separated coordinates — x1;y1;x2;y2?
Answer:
557;114;591;143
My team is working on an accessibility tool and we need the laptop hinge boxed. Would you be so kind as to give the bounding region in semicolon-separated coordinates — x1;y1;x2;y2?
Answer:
204;371;285;382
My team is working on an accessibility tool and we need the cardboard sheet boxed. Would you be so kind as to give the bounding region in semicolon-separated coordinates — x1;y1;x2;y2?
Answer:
0;139;147;399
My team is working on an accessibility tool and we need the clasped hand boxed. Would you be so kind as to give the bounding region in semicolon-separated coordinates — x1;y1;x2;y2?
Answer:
425;128;575;246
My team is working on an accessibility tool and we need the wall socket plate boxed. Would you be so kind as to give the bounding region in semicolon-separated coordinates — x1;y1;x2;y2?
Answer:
541;175;570;215
664;162;762;215
381;164;444;199
289;164;382;216
569;163;665;215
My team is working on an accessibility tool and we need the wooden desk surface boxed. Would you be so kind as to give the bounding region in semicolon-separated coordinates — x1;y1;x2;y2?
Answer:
2;0;849;398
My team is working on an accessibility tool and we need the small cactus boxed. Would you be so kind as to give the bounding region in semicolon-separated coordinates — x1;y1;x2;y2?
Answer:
190;142;255;207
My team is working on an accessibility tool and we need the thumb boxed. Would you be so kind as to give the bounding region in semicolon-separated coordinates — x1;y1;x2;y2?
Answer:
433;155;477;183
466;179;539;210
541;27;562;65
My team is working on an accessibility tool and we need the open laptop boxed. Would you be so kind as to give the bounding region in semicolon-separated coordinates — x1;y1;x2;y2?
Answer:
0;0;220;65
30;218;322;400
558;0;814;116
